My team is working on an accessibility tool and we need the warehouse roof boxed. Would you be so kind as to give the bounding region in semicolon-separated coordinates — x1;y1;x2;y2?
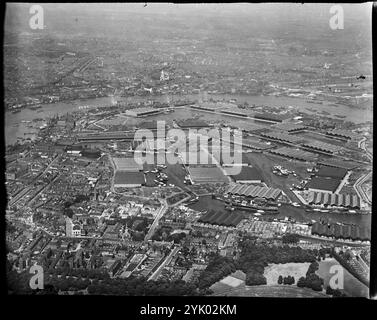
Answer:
317;159;359;170
302;141;342;153
307;191;360;208
306;177;341;193
270;147;317;161
316;166;347;179
326;129;358;140
261;131;304;144
311;222;370;241
177;119;209;128
254;112;291;122
114;171;145;185
227;184;282;200
113;157;143;171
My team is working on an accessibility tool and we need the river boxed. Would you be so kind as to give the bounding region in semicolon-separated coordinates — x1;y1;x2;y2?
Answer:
5;93;372;145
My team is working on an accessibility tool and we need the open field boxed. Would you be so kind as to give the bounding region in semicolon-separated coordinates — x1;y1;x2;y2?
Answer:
263;263;311;285
212;285;328;297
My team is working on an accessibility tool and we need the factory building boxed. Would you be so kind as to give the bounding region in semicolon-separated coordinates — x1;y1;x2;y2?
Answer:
307;191;361;209
125;107;164;117
114;171;145;188
228;166;263;183
253;112;291;123
306;177;341;194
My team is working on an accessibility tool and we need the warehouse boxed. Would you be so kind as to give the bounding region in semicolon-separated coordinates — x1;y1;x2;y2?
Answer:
77;132;136;141
187;166;228;183
80;149;102;159
220;109;248;117
190;103;218;112
306;177;341;194
253;112;291;123
316;166;347;180
301;141;342;154
226;184;282;200
125;107;164;117
270;147;317;162
261;131;305;144
311;222;370;241
66;145;83;155
326;129;358;140
317;159;359;170
114;171;145;188
198;211;244;227
177;119;210;129
229;166;263;183
113;157;143;171
272;123;307;132
307;191;361;209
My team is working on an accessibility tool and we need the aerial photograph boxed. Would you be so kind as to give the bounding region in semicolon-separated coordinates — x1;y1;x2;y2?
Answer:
4;3;373;298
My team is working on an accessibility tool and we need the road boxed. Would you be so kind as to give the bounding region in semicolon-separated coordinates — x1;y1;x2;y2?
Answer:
358;137;372;163
354;171;372;206
8;155;61;207
144;199;168;241
26;173;62;206
148;246;180;281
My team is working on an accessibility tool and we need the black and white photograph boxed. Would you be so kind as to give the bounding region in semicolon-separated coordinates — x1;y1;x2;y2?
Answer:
3;3;373;300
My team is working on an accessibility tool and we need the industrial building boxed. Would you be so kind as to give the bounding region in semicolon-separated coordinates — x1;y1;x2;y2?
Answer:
187;166;228;184
301;141;342;154
270;147;318;162
113;157;143;171
190;104;217;112
124;107;164;117
317;159;359;170
253;112;291;123
114;171;145;188
311;222;370;241
198;211;244;227
307;191;361;209
316;166;348;180
260;131;305;144
220;109;248;117
272;123;307;132
77;132;136;142
326;129;359;140
177;119;210;129
226;184;282;200
306;177;341;194
229;166;263;183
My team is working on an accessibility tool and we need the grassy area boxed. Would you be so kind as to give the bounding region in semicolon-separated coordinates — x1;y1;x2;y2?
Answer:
263;262;311;285
213;285;328;297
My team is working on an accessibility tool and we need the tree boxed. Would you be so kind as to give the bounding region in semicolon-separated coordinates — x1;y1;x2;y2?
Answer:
297;277;306;288
278;275;283;285
326;285;334;295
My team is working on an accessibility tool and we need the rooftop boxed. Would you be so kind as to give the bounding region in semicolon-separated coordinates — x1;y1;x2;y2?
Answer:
306;177;341;193
316;166;347;179
114;171;145;185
